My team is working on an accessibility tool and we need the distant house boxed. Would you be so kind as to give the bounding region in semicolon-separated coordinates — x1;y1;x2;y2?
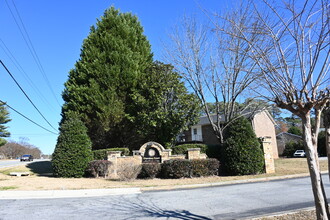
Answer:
178;110;279;158
276;132;302;156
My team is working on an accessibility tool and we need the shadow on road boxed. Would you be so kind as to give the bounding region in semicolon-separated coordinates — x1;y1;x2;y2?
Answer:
101;196;212;220
27;161;54;177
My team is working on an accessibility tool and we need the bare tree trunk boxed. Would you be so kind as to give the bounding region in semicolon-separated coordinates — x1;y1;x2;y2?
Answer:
302;114;330;219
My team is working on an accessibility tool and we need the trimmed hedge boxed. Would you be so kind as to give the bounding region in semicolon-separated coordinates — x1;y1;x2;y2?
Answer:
172;144;221;160
191;159;219;177
93;148;130;160
161;159;192;178
161;159;220;179
85;160;112;178
138;163;162;179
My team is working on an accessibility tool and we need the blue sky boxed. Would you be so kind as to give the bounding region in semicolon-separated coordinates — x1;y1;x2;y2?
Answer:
0;0;229;154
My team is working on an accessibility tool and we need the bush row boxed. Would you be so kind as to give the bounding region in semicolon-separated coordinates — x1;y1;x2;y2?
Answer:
86;158;220;180
139;158;220;179
92;148;130;160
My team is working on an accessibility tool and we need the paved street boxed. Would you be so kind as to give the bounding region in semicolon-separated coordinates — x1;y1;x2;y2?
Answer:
0;159;46;169
0;175;329;219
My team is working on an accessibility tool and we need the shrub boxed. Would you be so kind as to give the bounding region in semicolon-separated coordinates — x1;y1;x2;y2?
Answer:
221;117;265;176
205;145;221;159
138;163;162;179
117;161;142;181
85;160;112;178
161;159;192;178
282;141;304;157
161;158;220;179
93;148;130;160
191;159;220;177
52;114;93;178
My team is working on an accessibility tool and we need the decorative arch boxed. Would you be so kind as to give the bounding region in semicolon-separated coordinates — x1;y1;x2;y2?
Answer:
139;141;165;156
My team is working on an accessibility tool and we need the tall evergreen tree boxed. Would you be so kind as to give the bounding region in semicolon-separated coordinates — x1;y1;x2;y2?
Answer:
62;7;153;149
0;102;11;146
52;114;93;178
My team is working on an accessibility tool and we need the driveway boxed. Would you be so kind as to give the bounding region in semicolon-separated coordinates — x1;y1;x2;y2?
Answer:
0;174;329;219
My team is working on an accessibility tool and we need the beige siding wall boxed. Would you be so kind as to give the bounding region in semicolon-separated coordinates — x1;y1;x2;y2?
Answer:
252;111;279;158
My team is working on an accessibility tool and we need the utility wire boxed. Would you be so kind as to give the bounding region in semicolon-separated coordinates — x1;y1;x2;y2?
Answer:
0;38;57;113
5;0;61;107
0;100;58;135
0;60;58;132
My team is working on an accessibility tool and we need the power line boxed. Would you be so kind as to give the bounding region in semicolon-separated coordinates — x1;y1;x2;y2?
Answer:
0;60;58;132
5;0;61;107
0;38;57;113
0;100;58;135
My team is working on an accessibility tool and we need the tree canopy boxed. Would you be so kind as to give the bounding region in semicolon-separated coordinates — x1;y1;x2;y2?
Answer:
62;7;153;149
62;7;199;150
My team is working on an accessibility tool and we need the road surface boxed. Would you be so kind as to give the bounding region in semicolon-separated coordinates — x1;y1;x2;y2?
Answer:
0;174;329;219
0;159;45;169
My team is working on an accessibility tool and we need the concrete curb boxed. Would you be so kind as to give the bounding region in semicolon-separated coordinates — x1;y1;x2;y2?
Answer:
0;188;141;200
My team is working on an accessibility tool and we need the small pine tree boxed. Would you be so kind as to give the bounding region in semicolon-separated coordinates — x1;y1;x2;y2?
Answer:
52;114;93;178
221;117;265;175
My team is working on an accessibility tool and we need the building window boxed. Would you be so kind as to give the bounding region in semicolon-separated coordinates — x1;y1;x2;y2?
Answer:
193;128;197;135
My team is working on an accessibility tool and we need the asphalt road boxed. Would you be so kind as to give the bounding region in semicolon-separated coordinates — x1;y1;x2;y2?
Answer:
0;159;45;169
0;174;330;220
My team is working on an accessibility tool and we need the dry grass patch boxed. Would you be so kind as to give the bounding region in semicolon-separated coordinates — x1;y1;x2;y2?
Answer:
275;158;328;175
0;164;30;175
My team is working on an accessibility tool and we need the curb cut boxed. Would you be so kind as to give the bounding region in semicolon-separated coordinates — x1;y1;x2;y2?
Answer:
0;188;141;200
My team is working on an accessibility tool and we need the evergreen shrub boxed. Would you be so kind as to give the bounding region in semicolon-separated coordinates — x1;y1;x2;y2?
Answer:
52;115;93;178
161;159;220;179
161;159;192;178
138;163;162;179
221;117;265;175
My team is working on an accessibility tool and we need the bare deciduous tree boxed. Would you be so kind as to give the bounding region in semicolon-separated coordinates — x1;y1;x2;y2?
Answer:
227;0;330;218
165;5;262;144
0;139;41;159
